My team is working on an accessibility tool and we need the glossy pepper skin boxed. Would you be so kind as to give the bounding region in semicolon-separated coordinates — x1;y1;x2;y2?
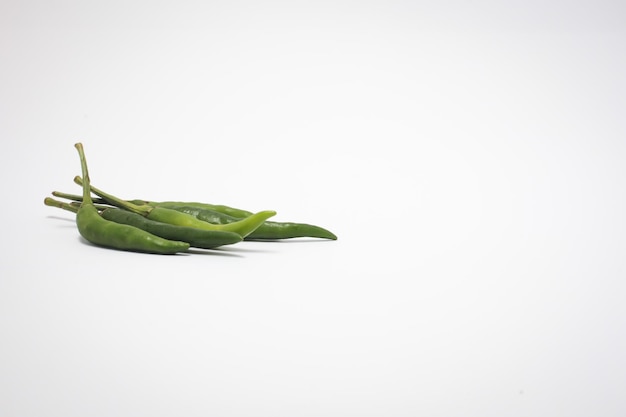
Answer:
164;205;338;240
100;208;243;249
74;143;190;254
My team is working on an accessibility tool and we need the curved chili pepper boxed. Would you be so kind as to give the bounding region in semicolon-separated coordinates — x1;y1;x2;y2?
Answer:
168;205;338;240
45;198;243;250
71;143;190;254
73;177;276;238
62;193;337;240
99;208;243;249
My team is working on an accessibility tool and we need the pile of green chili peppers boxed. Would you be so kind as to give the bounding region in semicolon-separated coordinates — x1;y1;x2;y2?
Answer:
44;143;337;255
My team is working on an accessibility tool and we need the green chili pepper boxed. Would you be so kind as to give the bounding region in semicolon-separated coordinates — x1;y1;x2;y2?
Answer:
59;192;337;240
99;208;243;249
45;198;242;249
70;143;190;254
168;205;338;240
73;177;276;238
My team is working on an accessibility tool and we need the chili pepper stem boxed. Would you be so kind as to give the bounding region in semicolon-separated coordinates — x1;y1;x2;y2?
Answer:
72;143;190;254
52;190;107;205
75;144;93;206
51;191;114;211
73;176;151;216
44;197;79;213
69;201;112;212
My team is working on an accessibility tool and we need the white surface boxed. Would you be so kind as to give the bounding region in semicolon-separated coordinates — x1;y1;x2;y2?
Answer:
2;1;626;416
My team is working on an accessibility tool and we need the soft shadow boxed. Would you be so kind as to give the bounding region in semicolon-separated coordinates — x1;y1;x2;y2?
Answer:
245;238;338;244
218;245;278;254
47;215;75;224
184;248;245;258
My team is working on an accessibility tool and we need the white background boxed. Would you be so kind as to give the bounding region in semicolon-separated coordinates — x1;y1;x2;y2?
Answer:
1;1;625;416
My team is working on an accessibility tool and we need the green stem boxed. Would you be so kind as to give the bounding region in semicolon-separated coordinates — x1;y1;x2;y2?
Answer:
52;190;108;205
69;201;111;212
44;197;79;213
73;176;151;216
75;143;93;206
